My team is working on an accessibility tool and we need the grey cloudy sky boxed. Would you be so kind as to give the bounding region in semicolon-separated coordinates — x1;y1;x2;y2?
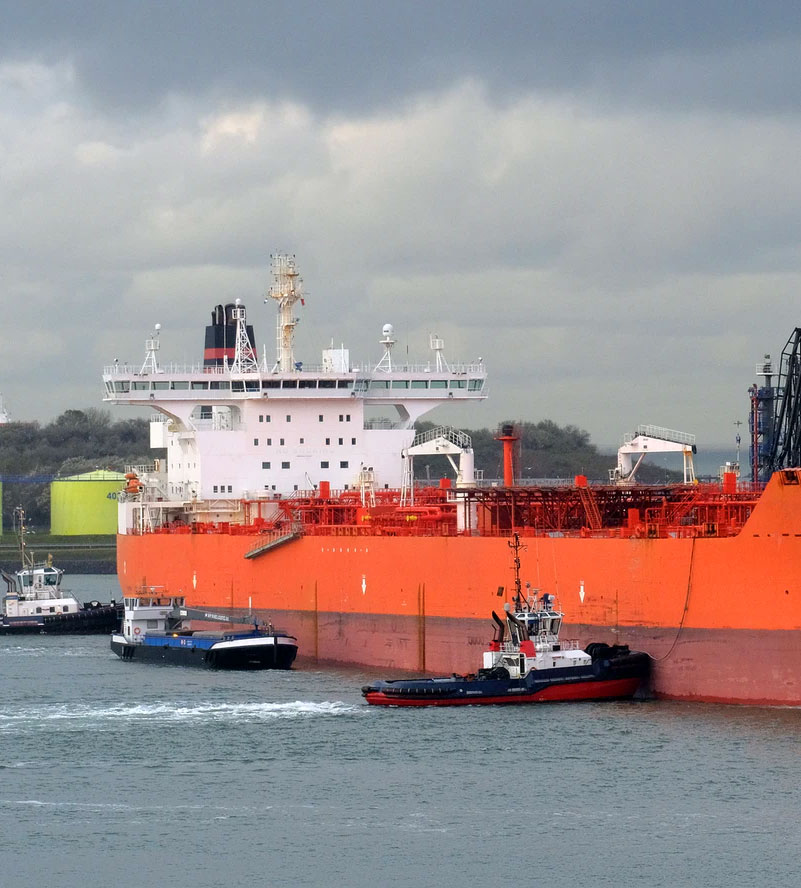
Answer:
2;1;801;452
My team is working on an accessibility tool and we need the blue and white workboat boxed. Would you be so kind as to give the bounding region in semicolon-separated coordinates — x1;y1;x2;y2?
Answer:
110;588;298;669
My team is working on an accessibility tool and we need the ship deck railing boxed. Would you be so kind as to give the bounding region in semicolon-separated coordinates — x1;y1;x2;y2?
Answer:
103;360;486;377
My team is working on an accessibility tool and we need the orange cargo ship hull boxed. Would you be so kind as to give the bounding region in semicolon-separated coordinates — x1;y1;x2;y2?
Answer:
117;472;801;705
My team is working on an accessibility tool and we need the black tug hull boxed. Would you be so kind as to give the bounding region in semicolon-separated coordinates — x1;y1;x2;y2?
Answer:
1;604;122;635
363;650;651;706
110;636;298;670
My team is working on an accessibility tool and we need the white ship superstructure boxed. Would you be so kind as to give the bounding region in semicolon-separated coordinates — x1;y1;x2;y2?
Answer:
103;255;487;534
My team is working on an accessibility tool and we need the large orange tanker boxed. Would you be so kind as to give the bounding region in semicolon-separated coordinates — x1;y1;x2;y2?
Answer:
106;255;801;705
115;469;801;705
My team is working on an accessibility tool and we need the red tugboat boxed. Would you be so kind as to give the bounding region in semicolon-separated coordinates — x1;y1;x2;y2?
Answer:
362;535;650;706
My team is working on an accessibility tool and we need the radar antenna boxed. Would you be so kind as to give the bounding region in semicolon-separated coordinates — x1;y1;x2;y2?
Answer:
375;323;396;372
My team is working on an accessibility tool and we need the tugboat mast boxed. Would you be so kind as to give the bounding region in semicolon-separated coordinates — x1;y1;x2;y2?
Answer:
508;532;524;610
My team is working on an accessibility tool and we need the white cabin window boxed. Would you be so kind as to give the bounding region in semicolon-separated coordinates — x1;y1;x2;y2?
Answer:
318;415;324;422
262;462;271;469
227;485;232;493
282;462;290;469
340;461;349;468
213;485;218;493
351;438;356;445
338;438;343;445
253;438;259;446
286;415;291;422
321;461;329;469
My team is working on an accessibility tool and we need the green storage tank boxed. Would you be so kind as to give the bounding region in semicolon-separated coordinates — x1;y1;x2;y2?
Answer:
50;470;126;535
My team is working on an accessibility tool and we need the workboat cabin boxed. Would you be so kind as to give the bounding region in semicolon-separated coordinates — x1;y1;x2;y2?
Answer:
121;591;186;640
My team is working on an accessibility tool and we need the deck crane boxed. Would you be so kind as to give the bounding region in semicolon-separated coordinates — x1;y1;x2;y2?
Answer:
609;424;697;484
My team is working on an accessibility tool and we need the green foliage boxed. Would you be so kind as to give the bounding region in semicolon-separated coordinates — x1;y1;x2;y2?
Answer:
0;409;154;529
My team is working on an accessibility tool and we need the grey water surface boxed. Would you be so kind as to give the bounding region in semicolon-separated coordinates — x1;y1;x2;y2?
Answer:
1;576;799;887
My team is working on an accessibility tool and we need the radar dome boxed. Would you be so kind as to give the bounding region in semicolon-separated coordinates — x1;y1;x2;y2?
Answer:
382;323;394;336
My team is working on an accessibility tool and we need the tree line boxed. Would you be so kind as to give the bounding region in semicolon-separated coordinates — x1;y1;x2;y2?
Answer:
0;409;153;529
0;410;678;531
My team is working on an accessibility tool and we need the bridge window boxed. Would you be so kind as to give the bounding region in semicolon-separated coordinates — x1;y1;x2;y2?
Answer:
152;381;169;390
371;380;389;389
282;380;297;389
411;380;428;389
262;380;280;389
210;381;231;390
468;379;484;391
319;380;336;389
132;381;149;391
299;379;317;388
171;381;189;390
392;380;409;388
245;380;260;392
191;381;209;390
337;380;353;389
232;381;245;392
430;380;447;389
113;381;130;392
449;380;466;389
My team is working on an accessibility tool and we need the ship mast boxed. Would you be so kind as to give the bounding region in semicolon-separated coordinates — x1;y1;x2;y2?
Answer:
508;532;523;609
230;299;259;374
267;254;304;372
14;507;33;571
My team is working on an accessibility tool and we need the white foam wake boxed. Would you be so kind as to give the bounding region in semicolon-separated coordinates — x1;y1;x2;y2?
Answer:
0;699;362;730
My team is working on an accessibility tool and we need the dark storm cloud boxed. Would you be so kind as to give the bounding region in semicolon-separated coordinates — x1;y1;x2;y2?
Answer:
2;0;801;114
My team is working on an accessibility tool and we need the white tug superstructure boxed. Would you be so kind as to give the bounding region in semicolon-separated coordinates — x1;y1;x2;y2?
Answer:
103;254;487;534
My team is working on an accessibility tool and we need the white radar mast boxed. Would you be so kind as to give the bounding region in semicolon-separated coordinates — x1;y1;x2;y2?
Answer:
375;323;396;372
140;324;161;374
267;253;304;372
430;333;449;372
231;299;259;374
